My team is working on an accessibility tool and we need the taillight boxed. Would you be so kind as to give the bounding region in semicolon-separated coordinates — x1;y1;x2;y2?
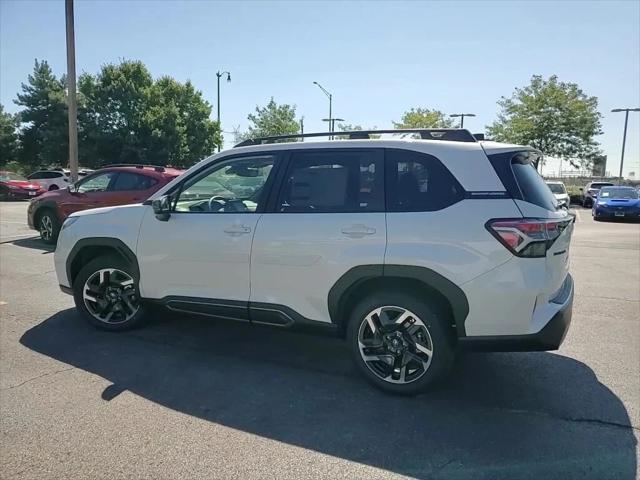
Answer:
486;218;573;258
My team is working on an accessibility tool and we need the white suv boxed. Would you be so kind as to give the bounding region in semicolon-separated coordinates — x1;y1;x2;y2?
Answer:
54;129;575;394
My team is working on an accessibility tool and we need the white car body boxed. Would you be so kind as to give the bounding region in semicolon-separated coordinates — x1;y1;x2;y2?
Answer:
54;133;575;392
546;180;569;209
27;170;70;191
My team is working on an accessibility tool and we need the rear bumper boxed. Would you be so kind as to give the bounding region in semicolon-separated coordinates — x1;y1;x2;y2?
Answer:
7;190;41;200
460;274;573;352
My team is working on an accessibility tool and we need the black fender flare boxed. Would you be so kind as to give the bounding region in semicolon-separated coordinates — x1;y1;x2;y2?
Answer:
328;264;469;336
66;237;139;286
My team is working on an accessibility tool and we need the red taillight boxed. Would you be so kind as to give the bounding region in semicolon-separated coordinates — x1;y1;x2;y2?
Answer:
486;218;573;258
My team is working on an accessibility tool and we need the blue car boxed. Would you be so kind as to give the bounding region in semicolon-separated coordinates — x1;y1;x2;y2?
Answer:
592;186;640;221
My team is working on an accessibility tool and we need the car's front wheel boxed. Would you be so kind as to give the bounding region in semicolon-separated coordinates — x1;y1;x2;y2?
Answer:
37;209;60;245
73;255;147;331
347;292;455;395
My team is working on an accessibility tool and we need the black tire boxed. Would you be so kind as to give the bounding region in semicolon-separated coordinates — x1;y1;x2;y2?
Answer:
346;291;455;395
36;209;60;245
73;255;147;331
48;184;59;191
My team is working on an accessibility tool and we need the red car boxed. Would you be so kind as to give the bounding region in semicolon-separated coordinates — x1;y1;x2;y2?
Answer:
28;165;183;244
0;171;45;200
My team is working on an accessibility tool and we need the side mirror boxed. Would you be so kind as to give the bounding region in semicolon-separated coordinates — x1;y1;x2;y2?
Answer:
152;195;172;221
68;184;77;194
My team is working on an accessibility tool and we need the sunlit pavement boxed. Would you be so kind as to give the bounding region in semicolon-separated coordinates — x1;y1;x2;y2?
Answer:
1;201;638;479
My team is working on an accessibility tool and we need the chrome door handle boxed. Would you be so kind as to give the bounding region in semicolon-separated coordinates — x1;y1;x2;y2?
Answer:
224;225;252;236
341;225;376;238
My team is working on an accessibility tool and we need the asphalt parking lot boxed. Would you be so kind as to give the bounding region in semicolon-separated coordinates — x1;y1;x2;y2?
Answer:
0;201;638;479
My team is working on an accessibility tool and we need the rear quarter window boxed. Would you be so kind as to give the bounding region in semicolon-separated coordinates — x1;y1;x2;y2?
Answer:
486;150;557;211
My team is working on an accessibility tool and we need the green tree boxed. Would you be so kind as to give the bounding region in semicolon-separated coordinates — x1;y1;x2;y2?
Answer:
487;75;602;169
14;60;69;169
0;104;19;165
393;108;454;129
244;98;300;140
79;60;219;167
78;60;154;166
145;77;219;167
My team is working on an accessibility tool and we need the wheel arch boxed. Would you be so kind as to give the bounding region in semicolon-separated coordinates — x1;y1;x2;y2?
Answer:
328;265;469;337
67;238;139;287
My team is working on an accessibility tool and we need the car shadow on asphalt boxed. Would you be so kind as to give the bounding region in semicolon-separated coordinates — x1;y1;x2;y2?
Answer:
20;309;637;479
8;236;54;253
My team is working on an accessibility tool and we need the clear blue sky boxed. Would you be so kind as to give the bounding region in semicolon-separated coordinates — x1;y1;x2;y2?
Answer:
1;0;639;175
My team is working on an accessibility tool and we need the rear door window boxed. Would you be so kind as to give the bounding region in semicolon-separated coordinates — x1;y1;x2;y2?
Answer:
386;149;463;212
277;149;384;213
112;172;158;191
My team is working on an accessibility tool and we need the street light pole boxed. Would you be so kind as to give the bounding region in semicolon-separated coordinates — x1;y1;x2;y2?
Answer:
449;113;476;129
611;108;640;183
65;0;78;182
216;70;231;152
313;81;333;133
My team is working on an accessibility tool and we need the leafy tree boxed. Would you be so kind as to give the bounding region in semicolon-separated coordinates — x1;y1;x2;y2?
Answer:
79;61;219;167
487;75;602;169
243;98;299;140
145;77;220;167
14;60;69;169
78;60;154;166
393;108;454;129
0;104;19;165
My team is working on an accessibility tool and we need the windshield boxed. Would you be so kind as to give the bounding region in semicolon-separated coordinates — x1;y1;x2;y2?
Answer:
599;187;639;199
590;182;614;190
546;183;566;194
0;172;27;181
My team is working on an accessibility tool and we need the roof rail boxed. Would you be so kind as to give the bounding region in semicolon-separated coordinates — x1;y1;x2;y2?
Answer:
234;128;477;147
102;163;166;172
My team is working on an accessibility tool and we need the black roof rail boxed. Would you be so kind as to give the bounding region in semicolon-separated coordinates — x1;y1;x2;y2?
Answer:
102;163;166;172
234;128;477;147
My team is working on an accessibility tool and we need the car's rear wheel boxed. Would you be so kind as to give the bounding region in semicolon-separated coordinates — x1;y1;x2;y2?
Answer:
48;184;59;191
347;291;455;395
37;209;60;245
73;255;147;331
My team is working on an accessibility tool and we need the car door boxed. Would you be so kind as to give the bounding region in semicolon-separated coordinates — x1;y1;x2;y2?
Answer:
249;147;387;325
58;170;119;217
137;154;280;313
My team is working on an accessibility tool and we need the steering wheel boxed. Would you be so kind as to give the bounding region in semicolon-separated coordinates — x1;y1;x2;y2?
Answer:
208;195;227;212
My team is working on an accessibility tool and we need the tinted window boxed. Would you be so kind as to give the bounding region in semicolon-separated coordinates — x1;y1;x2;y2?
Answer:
590;182;614;189
386;149;463;212
76;172;117;193
28;172;44;180
278;149;384;213
511;155;557;211
175;155;275;213
112;172;157;191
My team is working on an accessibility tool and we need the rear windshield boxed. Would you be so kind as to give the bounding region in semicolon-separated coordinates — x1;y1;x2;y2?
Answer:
511;155;557;211
589;182;614;190
546;183;566;194
599;187;638;199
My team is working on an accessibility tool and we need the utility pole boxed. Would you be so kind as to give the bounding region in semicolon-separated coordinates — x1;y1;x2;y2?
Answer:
449;113;476;129
65;0;78;182
216;71;231;152
300;116;304;141
611;108;640;183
